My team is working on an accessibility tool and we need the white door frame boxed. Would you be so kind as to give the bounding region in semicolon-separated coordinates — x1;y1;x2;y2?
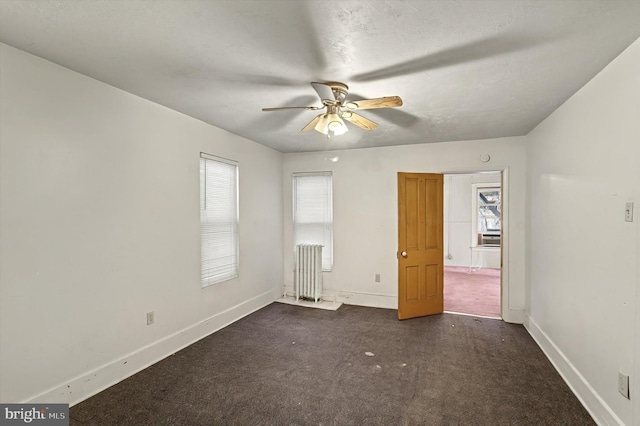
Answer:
441;168;510;322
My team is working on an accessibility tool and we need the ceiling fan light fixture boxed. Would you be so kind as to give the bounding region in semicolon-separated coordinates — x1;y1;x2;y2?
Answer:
327;113;348;136
314;114;330;134
314;112;348;137
263;81;402;138
328;121;348;136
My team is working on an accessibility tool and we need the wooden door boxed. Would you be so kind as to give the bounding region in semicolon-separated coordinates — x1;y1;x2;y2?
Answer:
397;173;444;320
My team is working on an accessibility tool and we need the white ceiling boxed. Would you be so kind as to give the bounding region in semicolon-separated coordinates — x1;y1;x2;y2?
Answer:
1;1;640;153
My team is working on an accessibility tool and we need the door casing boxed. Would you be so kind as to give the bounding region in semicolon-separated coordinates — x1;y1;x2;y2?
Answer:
439;168;508;320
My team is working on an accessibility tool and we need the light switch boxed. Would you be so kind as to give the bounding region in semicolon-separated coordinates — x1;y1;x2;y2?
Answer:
618;372;630;399
625;202;634;222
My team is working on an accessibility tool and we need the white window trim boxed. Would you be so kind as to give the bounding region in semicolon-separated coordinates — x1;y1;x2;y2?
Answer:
200;152;238;166
200;152;239;287
471;183;501;249
292;171;333;271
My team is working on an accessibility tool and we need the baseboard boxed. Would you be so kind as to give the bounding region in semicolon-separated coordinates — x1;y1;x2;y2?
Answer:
524;315;623;426
25;288;280;407
501;308;524;324
281;285;397;310
284;285;522;321
338;290;397;310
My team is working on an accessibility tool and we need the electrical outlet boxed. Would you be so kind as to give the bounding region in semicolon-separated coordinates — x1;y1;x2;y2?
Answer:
375;274;381;283
146;311;155;325
624;202;634;222
618;372;629;399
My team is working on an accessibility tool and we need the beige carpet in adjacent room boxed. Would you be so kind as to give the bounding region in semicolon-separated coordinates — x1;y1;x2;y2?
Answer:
444;266;501;318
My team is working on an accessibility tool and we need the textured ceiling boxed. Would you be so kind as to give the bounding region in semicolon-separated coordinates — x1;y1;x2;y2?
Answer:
1;0;640;153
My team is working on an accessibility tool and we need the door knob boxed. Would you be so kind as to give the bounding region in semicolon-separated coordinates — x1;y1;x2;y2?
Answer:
401;251;407;257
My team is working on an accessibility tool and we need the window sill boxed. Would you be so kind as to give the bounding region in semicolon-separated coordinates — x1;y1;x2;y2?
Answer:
470;246;500;252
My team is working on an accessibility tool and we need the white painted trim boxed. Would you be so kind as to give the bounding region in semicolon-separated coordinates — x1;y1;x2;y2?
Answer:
338;290;397;310
501;309;524;325
199;151;238;166
470;246;501;252
633;211;640;425
442;168;515;324
470;182;501;249
24;288;280;406
500;168;510;323
524;315;622;426
283;284;397;310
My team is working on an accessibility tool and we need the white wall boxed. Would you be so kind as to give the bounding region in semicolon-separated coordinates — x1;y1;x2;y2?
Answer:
0;44;283;405
444;173;501;268
525;38;640;425
283;137;526;323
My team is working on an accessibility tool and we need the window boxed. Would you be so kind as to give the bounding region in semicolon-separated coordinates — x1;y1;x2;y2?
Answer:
200;153;238;287
473;185;501;247
293;172;333;271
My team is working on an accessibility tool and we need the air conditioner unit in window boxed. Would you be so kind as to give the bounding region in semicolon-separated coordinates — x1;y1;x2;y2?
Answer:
480;233;501;247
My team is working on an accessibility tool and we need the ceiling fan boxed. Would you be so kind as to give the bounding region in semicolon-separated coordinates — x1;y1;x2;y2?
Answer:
262;81;403;137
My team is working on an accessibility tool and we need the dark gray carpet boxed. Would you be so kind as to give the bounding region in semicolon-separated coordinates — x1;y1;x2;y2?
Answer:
70;303;594;425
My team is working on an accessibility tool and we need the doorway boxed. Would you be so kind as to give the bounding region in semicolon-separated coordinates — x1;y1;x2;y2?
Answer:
443;172;502;318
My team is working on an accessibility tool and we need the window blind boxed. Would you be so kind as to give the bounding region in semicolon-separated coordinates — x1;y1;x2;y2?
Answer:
200;154;238;286
293;172;333;271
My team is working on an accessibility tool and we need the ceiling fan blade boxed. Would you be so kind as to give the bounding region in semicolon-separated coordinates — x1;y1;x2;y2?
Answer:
301;114;323;132
310;82;335;101
262;106;323;111
346;96;403;110
349;93;418;126
341;111;378;131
